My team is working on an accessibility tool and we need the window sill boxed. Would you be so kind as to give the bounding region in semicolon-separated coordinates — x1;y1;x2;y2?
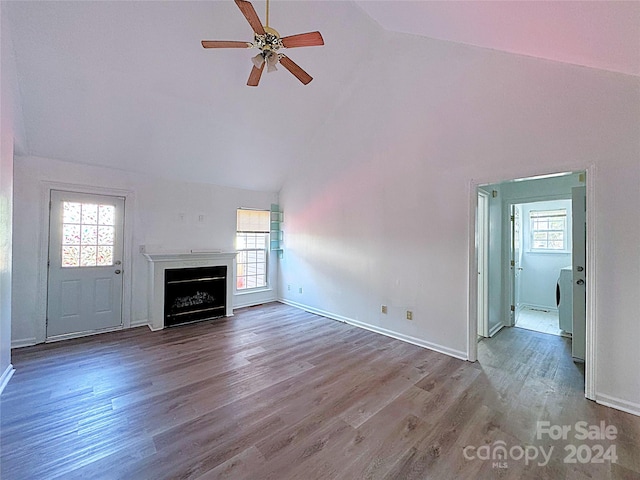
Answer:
235;287;272;296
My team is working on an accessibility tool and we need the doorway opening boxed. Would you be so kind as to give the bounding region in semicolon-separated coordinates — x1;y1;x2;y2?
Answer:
511;199;572;338
470;170;592;396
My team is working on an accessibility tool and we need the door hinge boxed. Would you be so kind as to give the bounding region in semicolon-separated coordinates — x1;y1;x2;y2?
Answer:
510;260;515;267
510;305;515;312
510;215;514;222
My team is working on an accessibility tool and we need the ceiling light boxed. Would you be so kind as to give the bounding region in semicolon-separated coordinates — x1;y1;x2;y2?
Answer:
251;53;265;69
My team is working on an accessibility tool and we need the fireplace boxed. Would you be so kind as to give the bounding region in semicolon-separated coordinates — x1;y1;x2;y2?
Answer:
144;252;237;331
164;265;226;327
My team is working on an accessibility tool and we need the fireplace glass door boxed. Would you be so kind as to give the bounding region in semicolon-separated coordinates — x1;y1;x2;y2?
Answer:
164;266;226;327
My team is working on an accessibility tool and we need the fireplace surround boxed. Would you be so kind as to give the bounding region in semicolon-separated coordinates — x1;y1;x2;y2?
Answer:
144;252;236;330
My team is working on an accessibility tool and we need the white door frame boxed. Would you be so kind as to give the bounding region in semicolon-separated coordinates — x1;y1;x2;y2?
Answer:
467;167;596;401
477;190;489;338
35;182;134;344
509;204;516;327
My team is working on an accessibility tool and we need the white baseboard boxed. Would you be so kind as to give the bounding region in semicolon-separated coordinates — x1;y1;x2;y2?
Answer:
130;319;149;329
279;298;468;361
489;322;505;337
234;296;277;309
0;364;15;395
11;338;36;349
280;298;353;323
46;326;123;343
595;392;640;417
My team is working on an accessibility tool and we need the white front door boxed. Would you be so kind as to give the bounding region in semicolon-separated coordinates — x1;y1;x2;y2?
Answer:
47;190;125;339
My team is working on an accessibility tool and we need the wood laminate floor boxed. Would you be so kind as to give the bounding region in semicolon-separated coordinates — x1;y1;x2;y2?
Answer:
1;302;639;479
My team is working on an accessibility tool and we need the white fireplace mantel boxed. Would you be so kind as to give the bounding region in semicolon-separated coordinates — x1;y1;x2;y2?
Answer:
144;252;237;330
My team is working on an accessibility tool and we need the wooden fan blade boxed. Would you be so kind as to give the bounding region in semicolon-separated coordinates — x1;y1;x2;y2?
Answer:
281;31;324;48
201;40;251;49
279;56;313;85
247;63;265;87
234;0;266;35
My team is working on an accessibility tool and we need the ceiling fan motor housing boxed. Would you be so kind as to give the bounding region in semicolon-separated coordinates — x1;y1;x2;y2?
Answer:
254;27;283;53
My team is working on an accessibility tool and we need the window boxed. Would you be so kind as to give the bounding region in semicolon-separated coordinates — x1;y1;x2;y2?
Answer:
530;209;567;251
236;209;269;290
61;201;115;267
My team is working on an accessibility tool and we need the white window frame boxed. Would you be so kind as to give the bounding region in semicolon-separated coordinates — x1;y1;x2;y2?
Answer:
529;208;568;252
236;209;269;291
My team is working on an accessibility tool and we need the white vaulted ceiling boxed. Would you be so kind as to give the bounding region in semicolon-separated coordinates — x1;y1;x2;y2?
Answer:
356;1;640;78
4;1;639;192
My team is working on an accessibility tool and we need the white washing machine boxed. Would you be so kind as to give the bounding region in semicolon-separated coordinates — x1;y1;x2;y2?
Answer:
556;266;573;334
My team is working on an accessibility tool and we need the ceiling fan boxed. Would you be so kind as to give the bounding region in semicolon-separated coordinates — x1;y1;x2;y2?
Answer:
202;0;324;86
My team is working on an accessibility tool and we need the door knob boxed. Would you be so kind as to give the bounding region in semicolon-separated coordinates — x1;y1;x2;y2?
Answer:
576;279;584;285
115;269;122;275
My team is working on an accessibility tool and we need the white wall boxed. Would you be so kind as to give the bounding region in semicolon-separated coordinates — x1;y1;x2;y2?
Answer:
278;30;640;413
12;155;278;346
519;199;572;311
0;101;13;391
0;3;25;392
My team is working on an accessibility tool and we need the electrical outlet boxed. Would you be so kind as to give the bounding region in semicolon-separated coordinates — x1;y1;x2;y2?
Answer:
406;310;413;320
298;287;303;294
381;305;387;314
287;284;291;291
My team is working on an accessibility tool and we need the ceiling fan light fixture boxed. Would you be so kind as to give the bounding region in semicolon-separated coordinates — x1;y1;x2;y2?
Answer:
266;52;279;72
251;53;265;68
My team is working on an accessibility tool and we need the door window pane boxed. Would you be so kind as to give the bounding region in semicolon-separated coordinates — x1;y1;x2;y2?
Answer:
81;225;97;245
62;224;80;245
62;246;80;267
98;205;115;225
97;246;114;266
81;204;98;224
61;201;116;267
80;246;97;266
63;202;82;223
